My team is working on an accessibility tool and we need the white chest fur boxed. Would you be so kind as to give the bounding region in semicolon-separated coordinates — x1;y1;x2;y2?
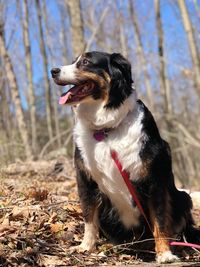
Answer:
74;100;145;229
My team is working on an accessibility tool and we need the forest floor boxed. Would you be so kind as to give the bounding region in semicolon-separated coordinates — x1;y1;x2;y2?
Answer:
0;157;200;267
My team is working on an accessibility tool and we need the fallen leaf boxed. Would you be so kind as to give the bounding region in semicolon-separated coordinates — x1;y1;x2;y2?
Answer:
0;216;16;235
27;187;48;201
39;254;68;266
48;212;57;223
50;223;63;233
11;206;29;219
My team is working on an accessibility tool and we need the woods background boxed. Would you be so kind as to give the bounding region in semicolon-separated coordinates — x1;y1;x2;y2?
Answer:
0;0;200;189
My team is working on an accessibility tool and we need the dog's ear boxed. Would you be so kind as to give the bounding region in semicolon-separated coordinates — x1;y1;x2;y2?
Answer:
106;53;133;108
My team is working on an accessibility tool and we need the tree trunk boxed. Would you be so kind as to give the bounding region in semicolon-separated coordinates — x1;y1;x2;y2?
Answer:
66;0;85;57
22;0;37;154
119;1;128;59
0;72;12;140
178;0;200;100
59;3;69;64
129;0;155;111
154;0;172;115
85;6;109;52
36;0;53;141
193;0;200;19
0;25;33;160
42;0;61;148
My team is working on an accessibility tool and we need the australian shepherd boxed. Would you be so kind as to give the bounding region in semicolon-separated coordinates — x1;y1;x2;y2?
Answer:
51;51;200;263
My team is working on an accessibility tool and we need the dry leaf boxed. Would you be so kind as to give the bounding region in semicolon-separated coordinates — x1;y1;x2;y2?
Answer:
64;203;82;215
1;215;10;226
0;224;12;234
48;212;57;224
0;215;16;235
39;255;68;266
10;205;41;220
67;192;79;202
11;206;29;219
28;187;48;201
50;223;63;233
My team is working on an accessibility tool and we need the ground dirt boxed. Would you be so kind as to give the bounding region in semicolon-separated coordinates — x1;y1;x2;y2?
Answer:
0;157;200;266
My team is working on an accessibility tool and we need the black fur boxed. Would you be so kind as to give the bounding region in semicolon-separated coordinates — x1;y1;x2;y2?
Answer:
74;147;100;222
105;53;133;109
138;101;195;231
76;51;134;109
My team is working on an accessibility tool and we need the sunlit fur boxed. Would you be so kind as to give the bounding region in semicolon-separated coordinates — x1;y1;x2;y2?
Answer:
51;51;200;263
74;92;143;229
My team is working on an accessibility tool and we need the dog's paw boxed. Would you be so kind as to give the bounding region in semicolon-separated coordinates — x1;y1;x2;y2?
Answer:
68;243;95;254
156;251;179;264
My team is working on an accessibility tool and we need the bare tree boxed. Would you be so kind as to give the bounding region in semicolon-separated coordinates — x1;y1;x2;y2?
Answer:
0;63;12;139
85;6;109;52
21;0;37;154
178;0;200;100
154;0;172;115
0;24;33;160
66;0;85;56
129;0;155;111
42;0;61;148
59;3;69;63
118;1;128;59
193;0;200;19
36;0;53;141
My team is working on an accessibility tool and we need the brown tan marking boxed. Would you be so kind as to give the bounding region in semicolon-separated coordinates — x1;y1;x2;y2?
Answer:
75;70;110;100
149;196;173;255
139;158;152;179
152;219;171;255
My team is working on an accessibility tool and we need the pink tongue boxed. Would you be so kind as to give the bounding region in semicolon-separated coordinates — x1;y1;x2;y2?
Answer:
59;92;72;105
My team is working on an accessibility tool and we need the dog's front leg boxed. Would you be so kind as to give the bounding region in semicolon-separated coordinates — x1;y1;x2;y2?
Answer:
78;206;99;252
151;218;179;263
70;148;99;253
70;175;99;253
149;191;179;263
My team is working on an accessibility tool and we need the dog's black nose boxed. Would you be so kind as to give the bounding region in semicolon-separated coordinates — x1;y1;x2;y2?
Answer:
51;68;61;78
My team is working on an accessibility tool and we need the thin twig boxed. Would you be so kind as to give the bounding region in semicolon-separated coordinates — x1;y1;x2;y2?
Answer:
42;200;68;208
176;121;200;148
85;6;110;51
39;129;72;158
104;237;181;254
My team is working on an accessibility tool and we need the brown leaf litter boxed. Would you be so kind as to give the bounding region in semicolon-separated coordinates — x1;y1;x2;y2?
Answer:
0;158;200;266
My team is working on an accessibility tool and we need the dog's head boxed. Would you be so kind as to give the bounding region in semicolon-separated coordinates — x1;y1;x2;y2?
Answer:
51;51;134;109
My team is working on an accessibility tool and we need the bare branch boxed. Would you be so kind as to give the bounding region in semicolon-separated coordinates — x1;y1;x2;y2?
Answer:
85;6;109;52
175;121;200;148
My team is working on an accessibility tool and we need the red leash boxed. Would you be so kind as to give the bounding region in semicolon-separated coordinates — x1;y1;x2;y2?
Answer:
111;150;152;231
111;149;200;250
170;241;200;249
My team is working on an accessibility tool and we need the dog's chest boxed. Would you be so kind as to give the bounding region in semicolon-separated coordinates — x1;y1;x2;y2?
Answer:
74;113;144;228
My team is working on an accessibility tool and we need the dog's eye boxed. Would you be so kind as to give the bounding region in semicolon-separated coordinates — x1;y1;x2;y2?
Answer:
82;58;89;65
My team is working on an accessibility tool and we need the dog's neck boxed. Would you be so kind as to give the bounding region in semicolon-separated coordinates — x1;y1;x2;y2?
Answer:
75;91;137;130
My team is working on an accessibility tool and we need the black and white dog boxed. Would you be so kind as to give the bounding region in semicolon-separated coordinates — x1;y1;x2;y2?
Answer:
51;51;199;263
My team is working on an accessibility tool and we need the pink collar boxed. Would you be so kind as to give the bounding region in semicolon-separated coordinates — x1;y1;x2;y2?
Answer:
93;129;110;141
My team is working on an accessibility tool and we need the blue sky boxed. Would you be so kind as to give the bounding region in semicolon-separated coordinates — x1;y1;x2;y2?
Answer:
3;0;200;111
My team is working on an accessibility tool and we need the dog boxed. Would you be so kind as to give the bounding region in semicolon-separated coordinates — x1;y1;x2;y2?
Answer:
51;51;200;263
